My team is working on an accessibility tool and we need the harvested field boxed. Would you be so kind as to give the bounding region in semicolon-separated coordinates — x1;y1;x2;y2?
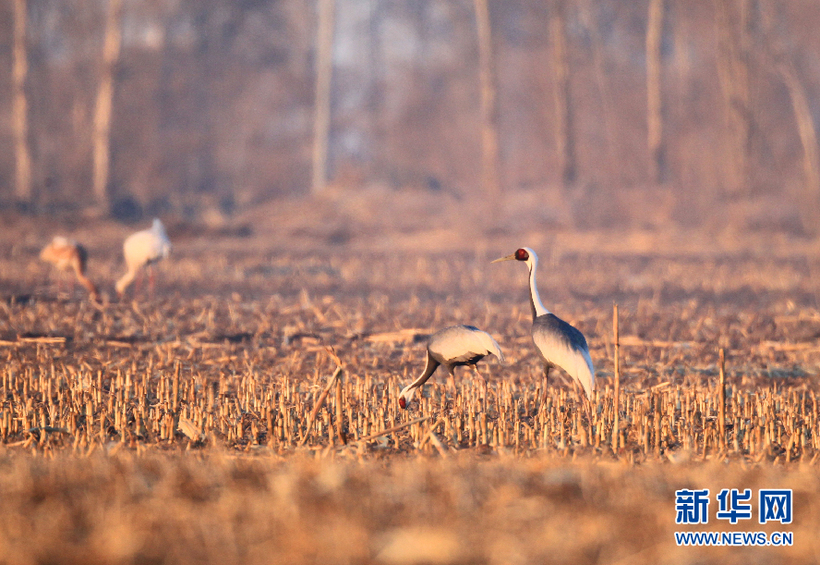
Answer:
1;453;818;565
1;201;819;564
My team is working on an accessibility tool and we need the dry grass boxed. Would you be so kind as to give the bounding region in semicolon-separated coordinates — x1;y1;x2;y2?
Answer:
1;275;817;462
0;322;817;463
1;204;819;564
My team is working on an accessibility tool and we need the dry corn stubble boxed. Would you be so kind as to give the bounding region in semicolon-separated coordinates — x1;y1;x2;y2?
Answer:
1;219;819;563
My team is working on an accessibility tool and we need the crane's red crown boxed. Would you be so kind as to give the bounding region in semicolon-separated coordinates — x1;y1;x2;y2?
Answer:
515;248;529;261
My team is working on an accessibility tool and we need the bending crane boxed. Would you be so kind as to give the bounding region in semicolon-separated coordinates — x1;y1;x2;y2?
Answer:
116;218;170;297
40;237;99;302
398;325;503;409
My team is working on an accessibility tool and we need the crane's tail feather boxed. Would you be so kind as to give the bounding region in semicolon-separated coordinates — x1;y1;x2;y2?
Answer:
480;332;504;363
576;348;595;400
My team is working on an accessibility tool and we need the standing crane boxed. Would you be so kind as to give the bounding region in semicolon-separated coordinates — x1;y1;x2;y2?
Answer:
492;247;595;400
115;218;171;297
398;325;504;409
40;237;100;302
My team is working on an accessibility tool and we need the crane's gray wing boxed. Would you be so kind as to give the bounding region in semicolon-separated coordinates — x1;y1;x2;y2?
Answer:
428;325;504;365
533;314;594;399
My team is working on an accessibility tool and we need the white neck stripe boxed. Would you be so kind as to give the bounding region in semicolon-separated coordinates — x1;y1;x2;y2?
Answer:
528;258;549;317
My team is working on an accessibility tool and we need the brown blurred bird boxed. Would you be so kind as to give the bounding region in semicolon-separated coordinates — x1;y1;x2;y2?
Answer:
40;237;100;302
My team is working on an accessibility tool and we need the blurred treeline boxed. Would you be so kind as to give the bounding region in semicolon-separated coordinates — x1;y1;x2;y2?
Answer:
0;0;819;230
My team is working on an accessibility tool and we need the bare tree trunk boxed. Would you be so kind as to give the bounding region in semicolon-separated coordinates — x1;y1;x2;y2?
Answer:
760;2;820;235
550;1;576;187
579;0;617;185
92;0;123;210
473;0;501;198
715;0;751;196
311;0;335;195
12;0;31;204
780;65;820;235
646;0;666;184
367;0;385;183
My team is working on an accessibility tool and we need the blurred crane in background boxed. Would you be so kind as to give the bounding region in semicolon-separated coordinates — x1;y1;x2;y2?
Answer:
116;218;171;298
40;237;100;302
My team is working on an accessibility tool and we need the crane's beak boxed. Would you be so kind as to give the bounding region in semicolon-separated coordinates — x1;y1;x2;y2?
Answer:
491;253;516;263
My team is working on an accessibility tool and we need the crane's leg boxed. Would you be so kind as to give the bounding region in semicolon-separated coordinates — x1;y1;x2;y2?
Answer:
471;365;487;412
585;395;594;443
134;269;143;298
574;381;594;440
470;364;486;384
148;264;156;296
447;368;457;394
543;364;551;400
538;365;551;414
55;271;64;296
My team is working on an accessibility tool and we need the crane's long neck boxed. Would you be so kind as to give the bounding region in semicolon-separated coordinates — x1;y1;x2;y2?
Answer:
116;267;137;296
399;351;441;404
527;259;549;320
74;264;99;300
407;352;440;391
